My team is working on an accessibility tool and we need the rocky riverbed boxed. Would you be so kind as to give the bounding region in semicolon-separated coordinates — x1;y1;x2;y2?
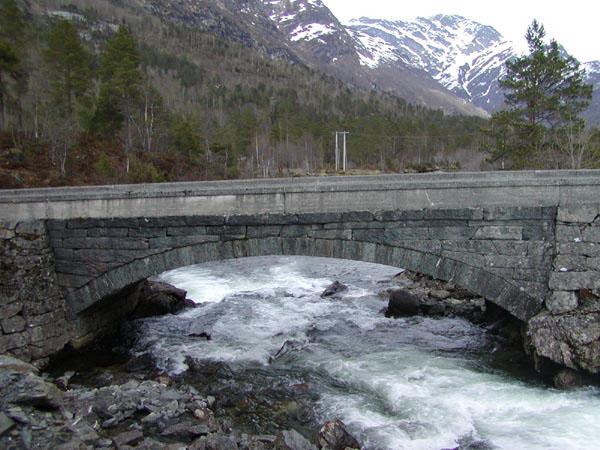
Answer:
0;351;363;450
2;256;600;449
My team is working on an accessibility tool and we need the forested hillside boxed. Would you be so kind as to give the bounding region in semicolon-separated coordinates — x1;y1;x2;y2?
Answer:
0;0;490;188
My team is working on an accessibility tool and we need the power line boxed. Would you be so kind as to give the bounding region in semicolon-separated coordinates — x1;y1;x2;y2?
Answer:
345;131;485;139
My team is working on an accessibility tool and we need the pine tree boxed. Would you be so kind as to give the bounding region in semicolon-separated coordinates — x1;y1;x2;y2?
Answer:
43;20;92;117
94;26;143;172
42;19;93;176
0;0;25;44
0;41;19;130
0;0;26;130
170;113;202;159
491;20;593;168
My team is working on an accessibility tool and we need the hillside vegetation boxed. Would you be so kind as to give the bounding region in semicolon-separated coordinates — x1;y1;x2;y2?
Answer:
0;0;598;188
0;0;492;188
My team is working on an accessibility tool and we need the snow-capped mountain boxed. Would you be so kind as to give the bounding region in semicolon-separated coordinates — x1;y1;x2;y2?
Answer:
582;62;600;124
348;15;515;111
346;14;600;119
133;0;488;116
584;61;600;88
97;1;600;119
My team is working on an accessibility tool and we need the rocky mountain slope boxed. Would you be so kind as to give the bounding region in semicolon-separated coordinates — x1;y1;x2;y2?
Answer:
347;14;600;122
38;1;600;121
348;15;513;112
129;0;488;116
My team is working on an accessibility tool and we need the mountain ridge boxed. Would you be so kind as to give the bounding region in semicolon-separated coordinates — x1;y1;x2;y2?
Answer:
122;0;489;117
345;13;600;121
35;1;600;122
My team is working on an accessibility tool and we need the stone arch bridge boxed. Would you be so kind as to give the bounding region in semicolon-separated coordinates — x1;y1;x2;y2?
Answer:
2;170;600;365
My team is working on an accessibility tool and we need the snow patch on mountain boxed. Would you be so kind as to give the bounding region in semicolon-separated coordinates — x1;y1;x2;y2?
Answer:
347;15;515;109
290;22;336;41
584;61;600;76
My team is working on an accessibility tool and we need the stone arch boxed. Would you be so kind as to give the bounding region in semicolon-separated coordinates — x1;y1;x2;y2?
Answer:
68;236;539;323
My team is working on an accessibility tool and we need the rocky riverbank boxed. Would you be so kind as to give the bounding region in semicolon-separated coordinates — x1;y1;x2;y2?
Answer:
379;271;488;322
380;270;600;388
0;352;360;450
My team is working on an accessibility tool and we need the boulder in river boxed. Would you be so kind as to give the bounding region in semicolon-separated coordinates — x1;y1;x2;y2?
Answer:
385;289;421;318
553;369;585;389
528;310;600;374
129;280;192;319
321;281;348;298
317;419;360;450
274;429;317;450
270;339;309;363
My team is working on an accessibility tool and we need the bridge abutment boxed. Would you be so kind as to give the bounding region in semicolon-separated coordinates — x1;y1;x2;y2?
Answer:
0;220;72;366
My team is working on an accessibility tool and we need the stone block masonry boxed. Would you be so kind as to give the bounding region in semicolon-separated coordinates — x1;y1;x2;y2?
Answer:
527;204;600;373
0;220;72;366
46;205;556;324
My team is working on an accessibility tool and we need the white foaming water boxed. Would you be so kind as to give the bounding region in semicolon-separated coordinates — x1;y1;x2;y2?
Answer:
133;256;600;450
159;259;334;304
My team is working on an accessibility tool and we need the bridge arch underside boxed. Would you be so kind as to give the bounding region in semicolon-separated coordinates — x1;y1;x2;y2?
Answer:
65;234;544;324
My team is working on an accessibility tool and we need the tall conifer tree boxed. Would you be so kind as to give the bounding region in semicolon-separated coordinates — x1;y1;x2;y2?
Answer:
43;20;92;117
491;20;593;167
42;19;92;175
0;0;26;130
95;26;142;172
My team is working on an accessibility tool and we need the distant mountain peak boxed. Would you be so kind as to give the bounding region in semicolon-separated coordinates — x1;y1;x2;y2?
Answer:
347;15;515;110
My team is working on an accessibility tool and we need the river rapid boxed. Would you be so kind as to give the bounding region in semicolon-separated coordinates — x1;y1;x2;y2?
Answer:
124;256;600;450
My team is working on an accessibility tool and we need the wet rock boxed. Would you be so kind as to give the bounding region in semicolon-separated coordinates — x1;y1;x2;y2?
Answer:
274;429;317;450
194;407;211;421
0;355;284;450
190;433;239;450
0;370;63;410
385;289;420;318
70;420;100;443
129;280;190;319
20;426;33;449
430;289;451;300
392;271;418;287
528;311;600;373
386;271;487;321
0;355;38;374
270;339;308;363
55;371;75;391
113;429;144;447
316;419;360;450
55;438;87;450
239;434;276;449
320;281;348;298
5;406;29;424
553;369;585;389
189;332;212;341
0;412;15;436
125;352;157;373
161;421;210;439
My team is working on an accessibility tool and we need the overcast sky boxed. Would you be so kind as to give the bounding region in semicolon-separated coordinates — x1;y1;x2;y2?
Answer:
322;0;599;62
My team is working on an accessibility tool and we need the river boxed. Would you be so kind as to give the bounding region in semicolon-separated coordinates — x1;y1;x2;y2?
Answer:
123;256;600;450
